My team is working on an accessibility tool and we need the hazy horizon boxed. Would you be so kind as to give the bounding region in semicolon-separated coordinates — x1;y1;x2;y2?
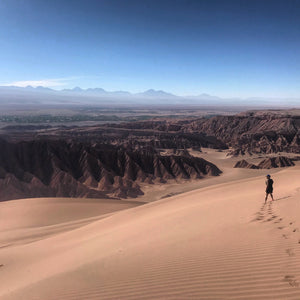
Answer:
2;84;300;102
0;0;300;100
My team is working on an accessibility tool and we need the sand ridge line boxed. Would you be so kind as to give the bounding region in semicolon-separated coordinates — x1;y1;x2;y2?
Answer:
161;165;300;205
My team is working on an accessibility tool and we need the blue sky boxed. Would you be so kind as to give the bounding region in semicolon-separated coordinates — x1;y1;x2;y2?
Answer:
0;0;300;98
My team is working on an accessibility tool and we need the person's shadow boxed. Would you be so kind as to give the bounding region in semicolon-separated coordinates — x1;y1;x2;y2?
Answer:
274;196;291;201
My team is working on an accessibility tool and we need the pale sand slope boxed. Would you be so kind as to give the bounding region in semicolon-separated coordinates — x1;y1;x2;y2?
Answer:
140;148;283;202
0;197;143;248
1;166;300;299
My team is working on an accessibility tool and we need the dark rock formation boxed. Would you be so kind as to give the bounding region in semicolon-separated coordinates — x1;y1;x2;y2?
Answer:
2;110;300;156
257;156;295;169
0;139;221;201
234;156;295;169
99;111;300;155
180;112;300;155
234;160;258;169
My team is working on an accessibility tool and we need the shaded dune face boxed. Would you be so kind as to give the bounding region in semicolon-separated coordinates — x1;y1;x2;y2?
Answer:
0;140;221;201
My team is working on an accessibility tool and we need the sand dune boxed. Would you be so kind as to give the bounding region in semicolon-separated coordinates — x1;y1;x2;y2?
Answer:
1;164;300;299
0;197;143;248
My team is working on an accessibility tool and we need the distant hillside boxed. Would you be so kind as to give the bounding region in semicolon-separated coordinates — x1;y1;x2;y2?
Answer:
101;111;300;154
0;139;221;201
2;109;300;155
182;112;300;154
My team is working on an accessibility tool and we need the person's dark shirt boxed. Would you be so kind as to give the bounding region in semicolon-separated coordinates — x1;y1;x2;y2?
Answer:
267;179;273;188
266;178;273;192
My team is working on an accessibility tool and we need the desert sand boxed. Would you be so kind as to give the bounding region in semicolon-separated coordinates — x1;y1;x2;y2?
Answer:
1;151;300;299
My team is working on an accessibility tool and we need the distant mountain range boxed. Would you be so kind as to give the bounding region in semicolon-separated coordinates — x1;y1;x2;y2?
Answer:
0;85;299;107
59;87;179;98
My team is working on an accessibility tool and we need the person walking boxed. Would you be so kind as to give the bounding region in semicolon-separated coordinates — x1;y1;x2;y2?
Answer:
265;174;274;203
